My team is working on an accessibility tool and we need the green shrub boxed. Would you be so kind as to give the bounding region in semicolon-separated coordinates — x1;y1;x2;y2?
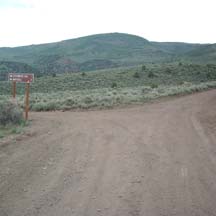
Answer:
111;82;118;88
0;100;23;126
142;87;151;93
150;83;158;89
65;98;75;106
31;101;59;111
133;71;140;78
207;73;211;79
10;127;23;134
165;68;172;74
141;65;146;71
84;96;93;104
0;131;4;138
148;71;155;78
178;81;184;85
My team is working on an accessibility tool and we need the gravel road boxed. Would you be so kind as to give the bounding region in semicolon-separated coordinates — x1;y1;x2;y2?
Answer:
1;90;216;216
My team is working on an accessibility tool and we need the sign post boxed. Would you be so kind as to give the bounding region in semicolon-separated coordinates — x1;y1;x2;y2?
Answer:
12;81;16;98
8;73;34;121
8;73;34;83
25;82;30;121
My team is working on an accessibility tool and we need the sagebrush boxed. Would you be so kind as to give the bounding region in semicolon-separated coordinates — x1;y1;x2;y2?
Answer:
0;100;23;125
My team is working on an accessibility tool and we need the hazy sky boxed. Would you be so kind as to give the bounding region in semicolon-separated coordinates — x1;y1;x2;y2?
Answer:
0;0;215;47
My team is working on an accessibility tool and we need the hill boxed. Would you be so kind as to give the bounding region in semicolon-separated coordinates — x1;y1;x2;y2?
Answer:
0;33;215;76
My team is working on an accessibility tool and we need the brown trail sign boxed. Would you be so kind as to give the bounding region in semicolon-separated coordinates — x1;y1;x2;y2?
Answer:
8;73;34;120
8;73;34;83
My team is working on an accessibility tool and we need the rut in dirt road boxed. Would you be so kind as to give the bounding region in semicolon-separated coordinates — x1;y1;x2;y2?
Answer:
1;90;216;216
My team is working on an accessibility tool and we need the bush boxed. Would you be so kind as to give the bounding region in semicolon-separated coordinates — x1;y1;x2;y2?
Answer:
207;72;212;79
31;101;59;111
0;100;23;126
111;82;118;88
148;71;155;78
165;68;172;74
65;98;75;106
141;65;146;71
133;71;140;78
84;96;93;104
178;81;184;85
142;87;151;93
150;83;158;89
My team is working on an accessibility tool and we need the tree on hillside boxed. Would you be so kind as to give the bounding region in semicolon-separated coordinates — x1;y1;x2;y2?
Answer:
142;65;146;71
0;64;8;81
148;71;155;78
133;71;140;78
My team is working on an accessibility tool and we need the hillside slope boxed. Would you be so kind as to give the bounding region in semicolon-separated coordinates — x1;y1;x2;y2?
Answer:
0;33;215;75
152;42;203;55
0;33;172;74
185;44;216;62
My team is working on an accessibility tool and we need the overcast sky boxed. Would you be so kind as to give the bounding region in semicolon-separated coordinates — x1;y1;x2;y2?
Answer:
0;0;215;47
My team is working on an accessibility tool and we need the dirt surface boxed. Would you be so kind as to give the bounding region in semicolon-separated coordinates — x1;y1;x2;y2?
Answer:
1;90;216;216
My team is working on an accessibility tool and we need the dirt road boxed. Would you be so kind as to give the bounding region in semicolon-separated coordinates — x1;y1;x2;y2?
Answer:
1;90;216;216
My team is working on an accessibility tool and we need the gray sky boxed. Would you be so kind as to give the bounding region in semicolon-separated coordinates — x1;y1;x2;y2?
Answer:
0;0;215;47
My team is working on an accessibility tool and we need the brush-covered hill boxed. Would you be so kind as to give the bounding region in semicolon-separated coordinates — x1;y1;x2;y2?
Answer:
0;33;215;76
185;44;216;62
0;33;171;75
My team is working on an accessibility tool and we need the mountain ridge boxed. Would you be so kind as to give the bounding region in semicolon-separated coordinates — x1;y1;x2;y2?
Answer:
0;32;215;76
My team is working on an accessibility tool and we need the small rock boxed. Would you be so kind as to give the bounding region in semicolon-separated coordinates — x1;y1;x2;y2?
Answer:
131;179;142;184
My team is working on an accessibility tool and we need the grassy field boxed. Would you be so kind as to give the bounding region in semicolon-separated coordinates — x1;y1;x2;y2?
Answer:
0;63;216;111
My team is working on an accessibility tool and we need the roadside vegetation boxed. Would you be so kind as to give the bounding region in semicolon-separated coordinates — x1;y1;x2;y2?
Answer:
0;63;216;112
0;100;25;138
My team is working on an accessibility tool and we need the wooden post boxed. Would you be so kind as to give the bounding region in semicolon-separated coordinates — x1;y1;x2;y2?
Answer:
25;82;30;121
12;81;16;98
